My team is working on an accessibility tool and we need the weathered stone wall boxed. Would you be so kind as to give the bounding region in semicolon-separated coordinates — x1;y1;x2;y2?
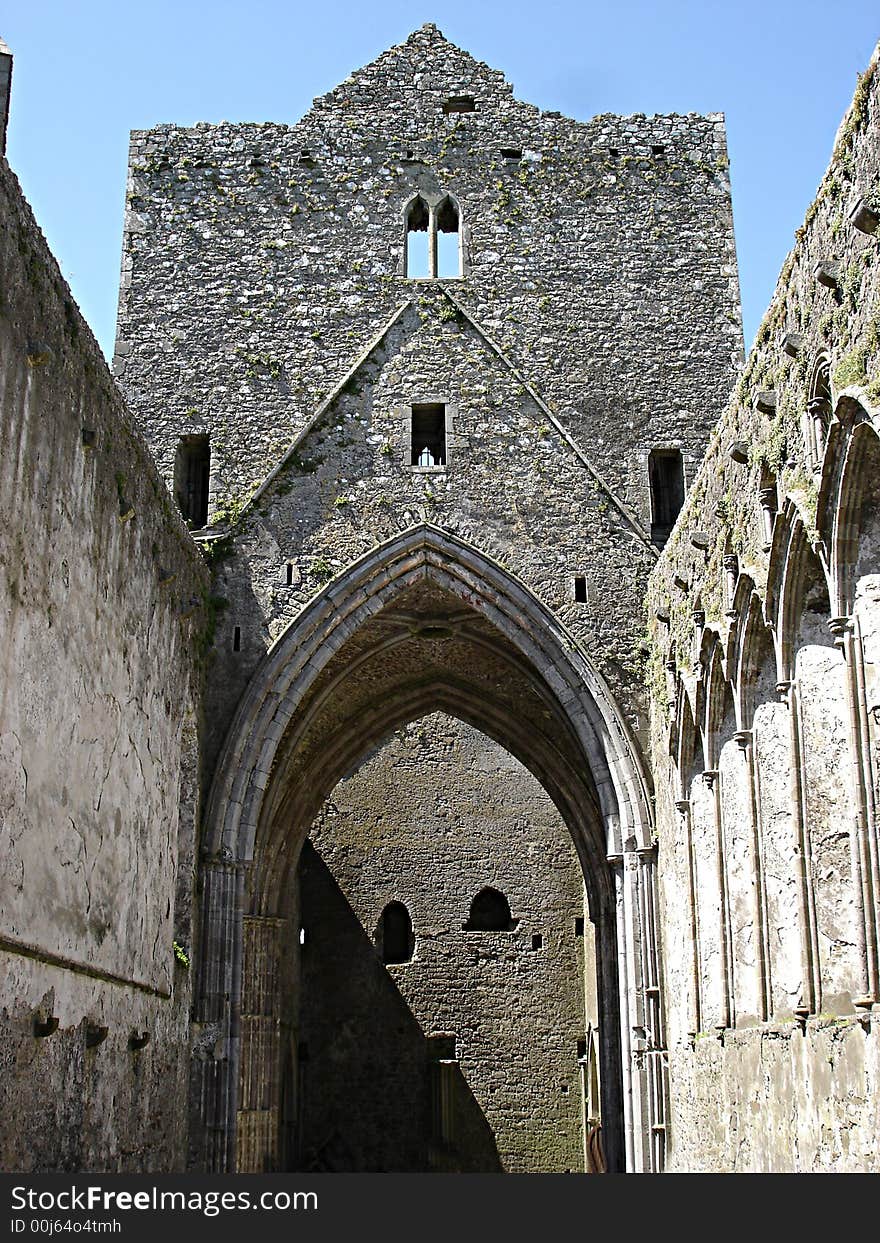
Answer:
647;45;880;1172
113;23;742;775
299;714;592;1172
0;156;208;1171
114;24;740;531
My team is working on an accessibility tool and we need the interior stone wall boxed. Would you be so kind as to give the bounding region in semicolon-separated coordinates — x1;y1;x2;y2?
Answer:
111;24;742;787
648;45;880;1172
0;156;208;1171
298;713;592;1172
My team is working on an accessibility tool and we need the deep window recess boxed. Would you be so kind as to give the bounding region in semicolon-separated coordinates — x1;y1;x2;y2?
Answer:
574;576;588;603
427;1034;457;1060
464;887;517;931
174;435;210;528
411;404;446;467
376;901;414;964
442;95;476;114
404;195;461;278
649;448;685;547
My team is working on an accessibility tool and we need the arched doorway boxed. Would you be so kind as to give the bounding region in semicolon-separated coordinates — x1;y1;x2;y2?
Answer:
192;526;661;1172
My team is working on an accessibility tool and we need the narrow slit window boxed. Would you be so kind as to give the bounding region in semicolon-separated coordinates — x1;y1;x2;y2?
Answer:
286;562;294;586
574;917;585;937
174;435;210;529
574;576;587;603
531;933;543;951
405;195;430;278
411;403;446;467
376;901;414;964
232;626;241;652
649;448;685;547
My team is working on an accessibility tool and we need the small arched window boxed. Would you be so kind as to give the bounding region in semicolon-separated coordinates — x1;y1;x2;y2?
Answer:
463;887;517;931
404;194;462;279
405;196;430;278
435;196;461;279
376;901;414;964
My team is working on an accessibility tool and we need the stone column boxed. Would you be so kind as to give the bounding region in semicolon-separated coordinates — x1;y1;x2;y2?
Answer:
637;845;667;1173
723;554;739;620
703;770;733;1028
675;797;702;1035
807;396;831;468
759;487;777;552
191;859;242;1173
779;679;819;1015
237;915;287;1172
734;729;770;1021
832;616;879;1006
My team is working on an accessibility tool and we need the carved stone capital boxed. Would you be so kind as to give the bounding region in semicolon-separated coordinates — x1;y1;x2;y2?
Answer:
827;616;851;648
733;729;752;752
807;396;831;419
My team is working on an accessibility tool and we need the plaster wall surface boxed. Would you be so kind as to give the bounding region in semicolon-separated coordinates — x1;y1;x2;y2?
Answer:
0;156;207;1170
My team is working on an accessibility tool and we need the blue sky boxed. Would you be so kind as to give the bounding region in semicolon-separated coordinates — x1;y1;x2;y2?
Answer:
3;1;878;360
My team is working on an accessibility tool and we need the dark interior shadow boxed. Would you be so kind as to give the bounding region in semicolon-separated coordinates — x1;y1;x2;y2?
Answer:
295;841;504;1172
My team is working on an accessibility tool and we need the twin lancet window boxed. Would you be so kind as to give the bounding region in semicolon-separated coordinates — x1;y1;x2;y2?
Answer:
405;195;462;279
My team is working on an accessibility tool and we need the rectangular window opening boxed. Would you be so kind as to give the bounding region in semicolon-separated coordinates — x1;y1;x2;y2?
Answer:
411;403;446;467
428;1034;457;1061
442;95;476;114
500;148;522;160
574;576;587;603
577;1038;587;1059
232;626;241;652
286;562;294;586
531;933;543;951
649;448;685;547
575;917;585;937
174;435;210;529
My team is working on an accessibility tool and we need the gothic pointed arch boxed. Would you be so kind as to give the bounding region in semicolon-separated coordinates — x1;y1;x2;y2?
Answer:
194;524;658;1175
829;410;880;616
